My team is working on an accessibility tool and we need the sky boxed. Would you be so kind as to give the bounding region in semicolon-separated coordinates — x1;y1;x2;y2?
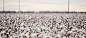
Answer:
0;0;86;12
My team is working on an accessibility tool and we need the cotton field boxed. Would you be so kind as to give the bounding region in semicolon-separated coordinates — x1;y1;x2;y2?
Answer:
0;13;86;38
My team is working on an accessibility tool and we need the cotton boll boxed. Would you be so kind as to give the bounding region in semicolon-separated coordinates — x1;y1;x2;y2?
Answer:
0;14;86;38
68;31;72;33
30;33;38;37
63;36;66;38
61;30;66;34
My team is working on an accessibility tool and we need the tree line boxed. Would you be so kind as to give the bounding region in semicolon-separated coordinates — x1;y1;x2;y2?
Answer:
0;11;86;13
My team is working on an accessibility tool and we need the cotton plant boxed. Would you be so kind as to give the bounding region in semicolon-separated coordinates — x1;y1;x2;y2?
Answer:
0;14;86;38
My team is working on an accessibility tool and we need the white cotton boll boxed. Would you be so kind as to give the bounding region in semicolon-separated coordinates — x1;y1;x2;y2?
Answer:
63;28;67;31
73;19;76;21
29;17;32;19
9;36;13;38
4;20;6;22
56;34;61;38
20;23;24;26
53;27;57;30
41;26;46;29
60;25;63;28
82;29;85;33
31;20;34;21
25;33;29;37
61;30;65;34
63;36;66;38
35;22;38;24
71;28;75;31
31;33;38;37
38;34;45;37
81;35;85;38
37;27;41;32
43;35;48;38
8;29;11;31
1;30;5;33
68;31;72;33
